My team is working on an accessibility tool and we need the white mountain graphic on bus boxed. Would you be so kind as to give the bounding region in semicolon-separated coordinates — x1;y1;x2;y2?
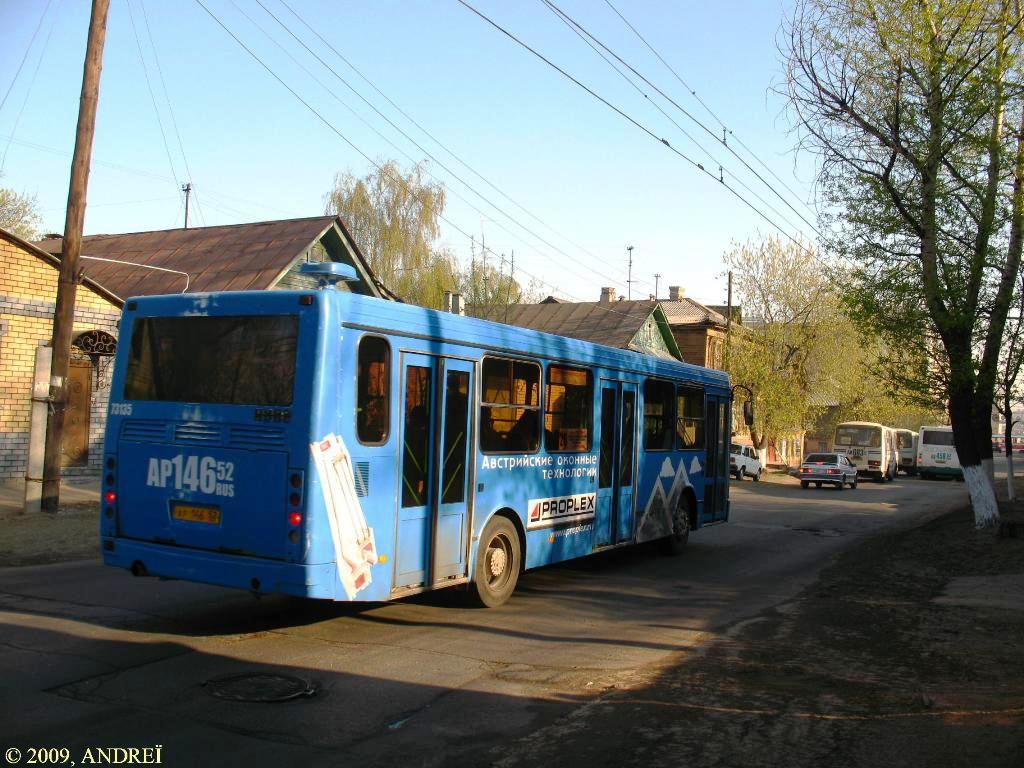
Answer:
636;456;701;543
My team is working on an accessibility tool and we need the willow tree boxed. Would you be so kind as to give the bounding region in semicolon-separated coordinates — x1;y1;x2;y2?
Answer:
325;160;459;309
786;0;1024;527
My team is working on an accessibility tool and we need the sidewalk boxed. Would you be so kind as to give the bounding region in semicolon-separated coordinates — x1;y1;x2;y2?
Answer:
0;478;100;567
487;492;1024;768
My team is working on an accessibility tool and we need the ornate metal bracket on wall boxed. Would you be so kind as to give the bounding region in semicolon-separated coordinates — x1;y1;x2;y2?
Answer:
72;329;117;390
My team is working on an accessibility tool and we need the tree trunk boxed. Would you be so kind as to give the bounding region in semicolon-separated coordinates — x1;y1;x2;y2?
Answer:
950;384;999;528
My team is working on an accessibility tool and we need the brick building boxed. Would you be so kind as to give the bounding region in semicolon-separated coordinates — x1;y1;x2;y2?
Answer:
0;228;121;481
2;215;386;484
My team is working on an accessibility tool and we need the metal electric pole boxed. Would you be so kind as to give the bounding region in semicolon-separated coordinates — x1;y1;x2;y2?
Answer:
654;273;661;300
626;245;634;300
182;182;192;228
725;270;733;369
41;0;110;514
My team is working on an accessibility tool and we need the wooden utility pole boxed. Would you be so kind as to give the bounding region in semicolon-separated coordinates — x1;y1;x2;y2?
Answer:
41;0;110;513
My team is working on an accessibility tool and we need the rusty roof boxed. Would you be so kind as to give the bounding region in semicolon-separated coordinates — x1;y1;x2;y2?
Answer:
34;215;346;301
660;296;729;327
500;300;681;359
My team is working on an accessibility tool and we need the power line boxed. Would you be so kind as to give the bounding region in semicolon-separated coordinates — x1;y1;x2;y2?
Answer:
125;0;184;214
539;0;812;241
138;0;205;226
601;0;816;218
455;0;821;261
247;0;634;293
1;0;61;173
541;0;824;242
273;0;654;291
0;0;54;115
192;0;660;324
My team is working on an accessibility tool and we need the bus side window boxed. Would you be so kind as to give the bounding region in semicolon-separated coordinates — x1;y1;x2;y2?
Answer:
643;379;675;450
357;336;390;444
545;364;593;452
676;387;704;449
480;357;541;453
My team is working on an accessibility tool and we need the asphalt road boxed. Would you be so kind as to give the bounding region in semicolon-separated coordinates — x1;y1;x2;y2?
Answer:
0;471;972;767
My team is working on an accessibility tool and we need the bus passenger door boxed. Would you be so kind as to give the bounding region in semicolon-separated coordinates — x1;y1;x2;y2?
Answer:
615;384;638;542
703;395;730;522
595;381;638;547
430;359;474;585
396;353;437;590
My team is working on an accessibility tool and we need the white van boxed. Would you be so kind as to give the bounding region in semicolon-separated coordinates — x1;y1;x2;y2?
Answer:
833;421;898;482
917;426;963;480
896;428;918;475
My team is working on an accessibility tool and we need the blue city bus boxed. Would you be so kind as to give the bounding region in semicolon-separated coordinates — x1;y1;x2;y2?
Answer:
100;263;738;607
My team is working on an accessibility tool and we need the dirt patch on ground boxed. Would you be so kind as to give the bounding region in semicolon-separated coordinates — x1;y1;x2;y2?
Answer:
0;504;99;567
489;502;1024;768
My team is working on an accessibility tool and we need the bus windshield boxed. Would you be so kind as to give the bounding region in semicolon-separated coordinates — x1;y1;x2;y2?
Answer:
835;425;881;447
897;432;914;449
124;315;299;406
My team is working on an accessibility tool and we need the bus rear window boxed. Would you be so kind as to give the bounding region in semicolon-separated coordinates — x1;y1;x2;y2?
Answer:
835;426;881;447
922;430;955;446
124;315;299;406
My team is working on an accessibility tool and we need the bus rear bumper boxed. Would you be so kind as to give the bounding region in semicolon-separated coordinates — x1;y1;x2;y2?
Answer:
101;538;339;600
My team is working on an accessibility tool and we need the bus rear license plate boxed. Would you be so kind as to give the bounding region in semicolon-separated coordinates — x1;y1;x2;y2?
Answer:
172;503;221;525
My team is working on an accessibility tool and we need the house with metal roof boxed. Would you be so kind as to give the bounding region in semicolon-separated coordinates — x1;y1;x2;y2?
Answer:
500;288;683;361
33;215;393;301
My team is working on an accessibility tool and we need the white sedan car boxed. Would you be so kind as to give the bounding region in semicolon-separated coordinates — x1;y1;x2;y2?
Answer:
729;444;762;481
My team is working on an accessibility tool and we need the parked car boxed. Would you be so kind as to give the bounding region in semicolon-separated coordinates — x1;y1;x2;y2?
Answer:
797;453;858;490
729;444;762;481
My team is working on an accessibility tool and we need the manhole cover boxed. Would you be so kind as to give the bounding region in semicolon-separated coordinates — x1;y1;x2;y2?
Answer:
204;673;317;703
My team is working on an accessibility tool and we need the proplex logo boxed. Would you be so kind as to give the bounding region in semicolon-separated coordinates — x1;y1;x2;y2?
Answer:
527;492;596;529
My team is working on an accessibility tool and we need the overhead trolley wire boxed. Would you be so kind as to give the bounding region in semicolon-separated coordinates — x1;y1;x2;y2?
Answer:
601;0;816;220
247;0;634;293
0;0;54;115
455;0;820;261
193;0;665;323
539;0;812;241
139;0;206;226
273;0;654;291
540;0;825;243
1;0;61;173
125;0;185;220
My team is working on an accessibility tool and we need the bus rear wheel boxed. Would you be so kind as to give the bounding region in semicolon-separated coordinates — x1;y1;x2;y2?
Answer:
471;516;520;608
659;498;691;556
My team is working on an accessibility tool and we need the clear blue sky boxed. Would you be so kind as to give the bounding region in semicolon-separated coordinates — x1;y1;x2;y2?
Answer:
0;0;814;306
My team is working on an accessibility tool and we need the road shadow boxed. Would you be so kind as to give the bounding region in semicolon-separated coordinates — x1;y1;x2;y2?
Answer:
0;618;583;767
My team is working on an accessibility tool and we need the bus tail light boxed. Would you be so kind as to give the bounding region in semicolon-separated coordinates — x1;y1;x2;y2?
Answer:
289;512;303;527
104;490;117;504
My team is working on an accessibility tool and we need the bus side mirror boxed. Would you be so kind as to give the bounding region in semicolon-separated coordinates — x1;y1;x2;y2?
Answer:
743;399;754;427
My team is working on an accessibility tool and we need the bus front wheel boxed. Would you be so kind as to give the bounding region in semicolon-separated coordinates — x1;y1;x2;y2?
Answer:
471;516;521;608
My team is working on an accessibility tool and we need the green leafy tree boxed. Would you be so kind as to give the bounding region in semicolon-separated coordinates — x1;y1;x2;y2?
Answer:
325;160;459;309
725;237;845;453
785;0;1024;526
0;182;41;240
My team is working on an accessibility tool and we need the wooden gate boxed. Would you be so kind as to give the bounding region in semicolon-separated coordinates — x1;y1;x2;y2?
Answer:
62;357;92;467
